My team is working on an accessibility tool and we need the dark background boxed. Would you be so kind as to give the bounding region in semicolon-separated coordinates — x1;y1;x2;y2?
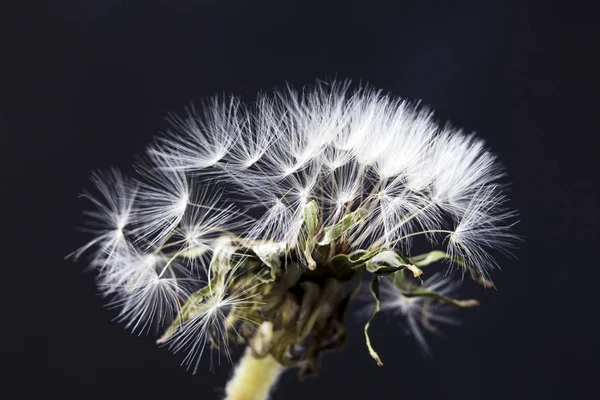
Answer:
1;1;598;399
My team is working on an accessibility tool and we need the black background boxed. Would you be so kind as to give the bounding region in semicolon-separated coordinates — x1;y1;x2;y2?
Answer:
1;1;598;399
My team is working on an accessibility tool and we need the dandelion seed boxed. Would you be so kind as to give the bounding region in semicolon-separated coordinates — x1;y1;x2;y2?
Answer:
447;184;519;277
379;273;462;354
132;155;190;248
224;95;279;170
68;169;138;269
149;98;240;172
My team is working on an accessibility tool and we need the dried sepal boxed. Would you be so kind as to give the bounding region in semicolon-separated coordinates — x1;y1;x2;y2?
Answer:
364;276;384;366
299;200;320;270
318;207;367;246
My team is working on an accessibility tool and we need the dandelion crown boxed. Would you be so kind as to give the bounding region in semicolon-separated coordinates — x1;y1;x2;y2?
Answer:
72;80;518;399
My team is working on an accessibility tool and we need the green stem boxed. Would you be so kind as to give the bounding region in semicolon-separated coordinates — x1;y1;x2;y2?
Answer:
224;347;284;400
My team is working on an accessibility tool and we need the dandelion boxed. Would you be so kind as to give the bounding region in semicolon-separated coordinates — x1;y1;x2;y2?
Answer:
71;80;518;399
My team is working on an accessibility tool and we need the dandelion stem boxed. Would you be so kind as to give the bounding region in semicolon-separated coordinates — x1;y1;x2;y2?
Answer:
224;347;284;400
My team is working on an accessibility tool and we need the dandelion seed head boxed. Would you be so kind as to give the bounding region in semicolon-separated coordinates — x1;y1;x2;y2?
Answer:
74;79;518;372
